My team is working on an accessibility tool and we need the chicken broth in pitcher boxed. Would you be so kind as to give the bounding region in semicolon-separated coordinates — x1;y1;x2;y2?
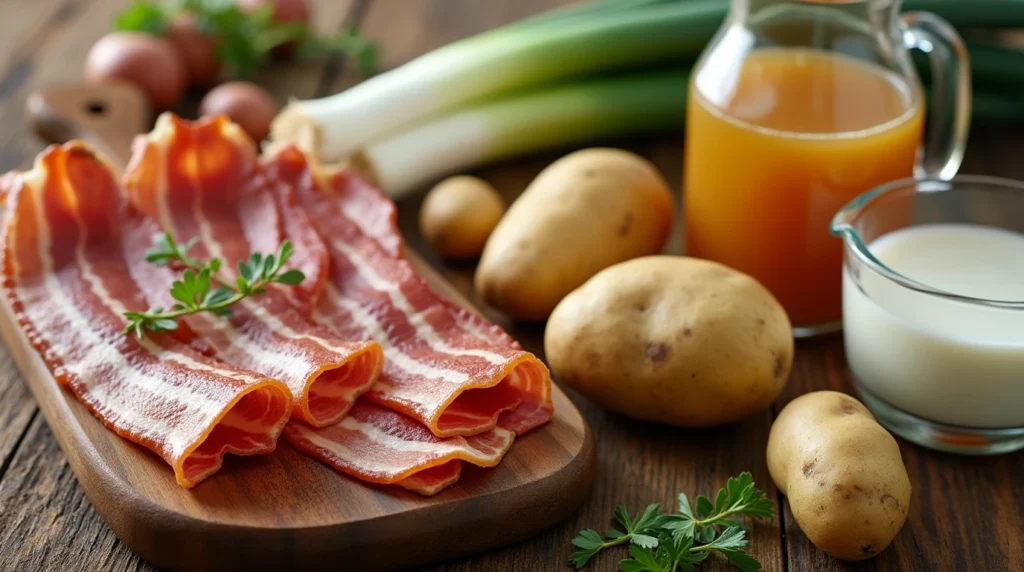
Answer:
684;48;925;330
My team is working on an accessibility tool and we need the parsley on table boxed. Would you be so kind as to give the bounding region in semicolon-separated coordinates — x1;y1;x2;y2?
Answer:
570;473;774;572
115;0;378;78
123;231;304;339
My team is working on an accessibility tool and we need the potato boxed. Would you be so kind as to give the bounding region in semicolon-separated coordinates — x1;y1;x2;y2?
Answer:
420;176;506;259
476;148;673;320
199;82;279;141
767;391;911;561
545;255;792;427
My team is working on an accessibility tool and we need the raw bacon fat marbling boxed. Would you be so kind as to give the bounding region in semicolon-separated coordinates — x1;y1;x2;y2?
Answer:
284;402;514;496
0;143;292;488
123;115;383;427
125;116;552;493
4;115;554;496
266;148;553;439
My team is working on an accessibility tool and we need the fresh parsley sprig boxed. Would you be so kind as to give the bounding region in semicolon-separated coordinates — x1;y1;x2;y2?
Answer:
569;473;774;572
570;504;665;569
122;231;304;339
663;472;775;544
115;0;379;78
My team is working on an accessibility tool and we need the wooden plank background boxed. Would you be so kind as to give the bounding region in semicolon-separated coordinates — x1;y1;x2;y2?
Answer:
0;0;1021;571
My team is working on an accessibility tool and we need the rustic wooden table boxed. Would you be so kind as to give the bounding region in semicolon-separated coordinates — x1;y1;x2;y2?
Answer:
0;0;1021;571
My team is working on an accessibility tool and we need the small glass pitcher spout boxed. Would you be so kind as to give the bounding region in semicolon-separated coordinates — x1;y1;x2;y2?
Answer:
830;181;898;289
829;179;913;293
830;192;870;238
832;176;1024;308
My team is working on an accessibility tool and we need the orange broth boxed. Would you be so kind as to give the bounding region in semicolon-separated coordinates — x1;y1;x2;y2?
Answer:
684;48;924;328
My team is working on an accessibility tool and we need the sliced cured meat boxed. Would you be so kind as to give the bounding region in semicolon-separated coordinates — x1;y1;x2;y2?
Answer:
123;115;383;427
311;171;529;361
0;143;292;488
284;402;513;496
267;147;554;438
120;116;511;495
294;166;529;361
306;164;553;436
394;461;462;496
313;166;403;257
121;115;550;495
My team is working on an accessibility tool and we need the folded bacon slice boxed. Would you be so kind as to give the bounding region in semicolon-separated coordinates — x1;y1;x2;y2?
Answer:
123;115;383;427
284;402;513;496
267;148;554;438
121;115;551;495
0;143;292;488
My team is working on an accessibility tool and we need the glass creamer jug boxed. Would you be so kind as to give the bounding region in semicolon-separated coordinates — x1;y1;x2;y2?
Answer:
683;0;970;336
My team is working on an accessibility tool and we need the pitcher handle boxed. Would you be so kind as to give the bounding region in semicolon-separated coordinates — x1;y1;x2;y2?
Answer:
902;12;971;181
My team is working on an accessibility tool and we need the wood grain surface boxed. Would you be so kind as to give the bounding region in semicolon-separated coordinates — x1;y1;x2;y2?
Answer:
0;1;1021;571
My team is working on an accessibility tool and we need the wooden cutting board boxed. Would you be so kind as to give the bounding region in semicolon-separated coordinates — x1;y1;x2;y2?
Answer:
9;83;595;572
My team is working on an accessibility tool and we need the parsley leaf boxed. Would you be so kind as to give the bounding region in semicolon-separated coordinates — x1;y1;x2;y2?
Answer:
615;503;664;548
701;527;748;552
114;1;169;35
569;529;606;569
123;231;304;338
619;545;663;572
568;473;774;571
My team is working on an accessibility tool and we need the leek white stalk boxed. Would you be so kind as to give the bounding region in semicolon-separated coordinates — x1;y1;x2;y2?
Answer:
360;70;688;199
270;2;719;161
271;0;1024;195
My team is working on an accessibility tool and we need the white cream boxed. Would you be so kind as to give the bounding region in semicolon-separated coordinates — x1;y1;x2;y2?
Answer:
843;223;1024;428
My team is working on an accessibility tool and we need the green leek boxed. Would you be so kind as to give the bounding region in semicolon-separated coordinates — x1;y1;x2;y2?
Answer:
271;0;1024;197
270;1;721;161
361;71;688;198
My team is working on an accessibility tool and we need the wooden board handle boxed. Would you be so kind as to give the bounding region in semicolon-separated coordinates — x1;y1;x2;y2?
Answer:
26;82;149;169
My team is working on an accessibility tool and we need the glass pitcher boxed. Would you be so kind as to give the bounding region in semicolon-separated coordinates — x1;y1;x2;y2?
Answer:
682;0;970;337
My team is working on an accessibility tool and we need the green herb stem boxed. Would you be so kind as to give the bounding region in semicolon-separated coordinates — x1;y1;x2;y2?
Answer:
125;283;247;323
569;473;773;571
691;507;754;530
601;535;632;550
122;232;305;339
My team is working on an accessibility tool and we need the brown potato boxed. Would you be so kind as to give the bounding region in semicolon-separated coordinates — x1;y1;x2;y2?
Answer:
199;82;279;142
476;148;673;320
85;32;187;110
166;14;220;86
545;255;792;427
767;391;911;561
420;176;506;259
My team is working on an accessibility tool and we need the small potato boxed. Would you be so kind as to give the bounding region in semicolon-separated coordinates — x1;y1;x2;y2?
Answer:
767;391;911;561
199;82;279;141
476;148;673;320
545;256;792;427
85;32;187;110
166;14;220;86
420;176;506;259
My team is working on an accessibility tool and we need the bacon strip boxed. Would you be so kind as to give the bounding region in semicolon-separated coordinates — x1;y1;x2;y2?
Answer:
122;116;552;495
123;116;383;427
268;148;554;438
0;143;292;488
283;402;512;496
